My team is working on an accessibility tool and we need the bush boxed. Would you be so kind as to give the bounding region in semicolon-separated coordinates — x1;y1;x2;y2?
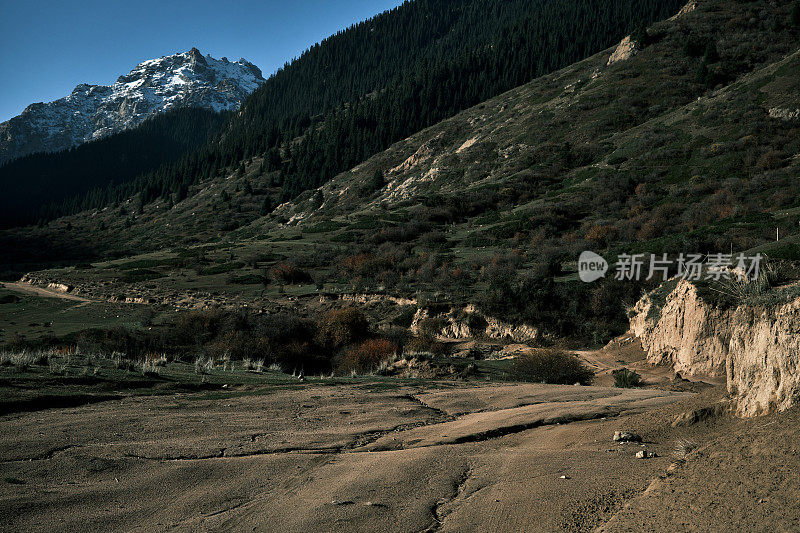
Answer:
271;262;312;284
392;305;417;328
205;331;271;361
613;368;643;388
338;338;397;374
418;317;447;339
510;349;594;385
314;308;370;351
405;337;450;356
757;150;784;171
174;309;225;347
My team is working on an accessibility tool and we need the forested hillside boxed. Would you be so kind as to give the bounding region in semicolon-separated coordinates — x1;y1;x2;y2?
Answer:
4;0;800;342
0;108;226;227
28;0;683;224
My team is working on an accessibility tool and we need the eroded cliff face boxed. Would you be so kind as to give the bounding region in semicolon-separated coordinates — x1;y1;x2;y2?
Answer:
630;280;800;416
630;280;728;377
726;301;800;416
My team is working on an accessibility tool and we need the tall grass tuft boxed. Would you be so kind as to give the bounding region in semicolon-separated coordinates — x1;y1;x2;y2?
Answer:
510;349;594;385
613;368;643;388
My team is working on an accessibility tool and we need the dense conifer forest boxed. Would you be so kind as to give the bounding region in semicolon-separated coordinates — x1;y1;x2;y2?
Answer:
0;109;225;227
1;0;684;226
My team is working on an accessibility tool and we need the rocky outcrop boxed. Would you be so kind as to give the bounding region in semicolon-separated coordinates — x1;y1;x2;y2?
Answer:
47;282;73;294
669;1;698;21
607;36;638;66
319;292;417;306
630;280;800;416
411;305;539;343
607;2;697;66
20;275;72;294
0;48;264;164
726;301;800;416
630;280;728;376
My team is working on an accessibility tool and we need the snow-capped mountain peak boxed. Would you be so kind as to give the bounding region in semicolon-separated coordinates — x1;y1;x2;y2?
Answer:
0;48;265;164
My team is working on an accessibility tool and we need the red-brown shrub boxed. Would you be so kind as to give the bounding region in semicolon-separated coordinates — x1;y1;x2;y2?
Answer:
271;262;312;284
338;338;398;374
314;307;370;351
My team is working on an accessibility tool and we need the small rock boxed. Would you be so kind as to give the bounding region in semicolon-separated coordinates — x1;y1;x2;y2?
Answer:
635;450;658;459
365;501;387;508
613;431;642;443
559;475;570;479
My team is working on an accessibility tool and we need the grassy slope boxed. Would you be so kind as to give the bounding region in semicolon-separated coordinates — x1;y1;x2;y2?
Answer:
2;0;800;336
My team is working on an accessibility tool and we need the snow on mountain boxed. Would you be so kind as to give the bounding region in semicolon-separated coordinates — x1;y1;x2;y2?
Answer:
0;48;265;164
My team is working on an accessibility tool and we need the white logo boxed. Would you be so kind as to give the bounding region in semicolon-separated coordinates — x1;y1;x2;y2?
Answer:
578;251;608;283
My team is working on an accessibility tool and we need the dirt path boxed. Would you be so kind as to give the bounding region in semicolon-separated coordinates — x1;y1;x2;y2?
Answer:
573;335;725;389
4;281;92;308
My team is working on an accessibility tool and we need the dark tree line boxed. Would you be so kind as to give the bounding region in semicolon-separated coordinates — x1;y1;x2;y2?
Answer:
0;108;225;227
11;0;685;226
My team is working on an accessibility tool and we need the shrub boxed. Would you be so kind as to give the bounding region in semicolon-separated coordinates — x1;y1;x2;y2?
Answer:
273;339;326;374
392;305;417;328
271;262;312;284
418;317;447;339
174;310;225;347
757;150;783;171
510;350;594;385
254;312;308;342
613;368;643;388
405;337;450;357
205;331;271;361
314;308;370;351
338;338;398;374
340;252;394;279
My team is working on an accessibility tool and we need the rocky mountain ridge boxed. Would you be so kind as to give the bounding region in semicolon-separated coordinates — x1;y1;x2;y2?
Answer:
0;48;264;164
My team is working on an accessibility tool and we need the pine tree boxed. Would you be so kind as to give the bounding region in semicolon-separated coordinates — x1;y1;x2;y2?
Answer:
260;196;273;216
369;169;385;191
630;23;649;46
703;41;719;64
695;61;709;86
792;2;800;28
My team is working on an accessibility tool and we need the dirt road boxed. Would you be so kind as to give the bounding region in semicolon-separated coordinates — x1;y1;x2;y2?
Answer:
5;281;92;306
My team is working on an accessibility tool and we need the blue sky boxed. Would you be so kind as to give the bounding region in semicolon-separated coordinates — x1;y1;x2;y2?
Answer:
0;0;405;122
